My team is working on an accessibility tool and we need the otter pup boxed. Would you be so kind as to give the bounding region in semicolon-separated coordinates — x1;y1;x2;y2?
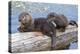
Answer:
47;12;78;32
18;12;57;50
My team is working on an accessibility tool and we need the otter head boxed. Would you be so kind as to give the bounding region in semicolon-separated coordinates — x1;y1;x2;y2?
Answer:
47;12;59;24
19;12;32;26
47;12;69;32
47;12;58;27
47;12;58;19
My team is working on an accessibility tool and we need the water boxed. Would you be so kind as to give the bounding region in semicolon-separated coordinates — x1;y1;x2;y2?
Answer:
9;1;78;49
69;42;78;49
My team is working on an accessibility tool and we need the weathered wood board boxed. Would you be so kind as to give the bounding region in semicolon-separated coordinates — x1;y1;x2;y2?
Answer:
9;25;78;53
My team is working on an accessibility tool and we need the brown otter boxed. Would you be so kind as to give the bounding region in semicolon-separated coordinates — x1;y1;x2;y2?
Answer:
18;12;57;50
18;12;33;32
47;12;78;32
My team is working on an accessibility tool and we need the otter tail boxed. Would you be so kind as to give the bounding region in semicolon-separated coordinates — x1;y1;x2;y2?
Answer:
69;20;78;27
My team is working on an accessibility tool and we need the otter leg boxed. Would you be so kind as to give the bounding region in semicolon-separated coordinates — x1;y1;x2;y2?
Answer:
50;29;56;50
47;22;56;50
41;23;56;50
18;25;27;32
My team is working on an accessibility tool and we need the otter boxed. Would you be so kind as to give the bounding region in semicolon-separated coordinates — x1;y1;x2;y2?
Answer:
47;12;78;32
18;12;57;50
18;12;34;32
